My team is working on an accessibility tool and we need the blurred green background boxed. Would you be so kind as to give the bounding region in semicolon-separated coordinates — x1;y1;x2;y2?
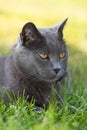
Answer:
0;1;87;130
0;0;87;82
0;0;87;52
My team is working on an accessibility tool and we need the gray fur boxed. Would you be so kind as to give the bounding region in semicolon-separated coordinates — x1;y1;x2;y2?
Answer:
0;18;70;107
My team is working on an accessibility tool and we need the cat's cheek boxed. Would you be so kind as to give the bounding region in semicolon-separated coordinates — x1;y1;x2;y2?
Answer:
59;58;68;68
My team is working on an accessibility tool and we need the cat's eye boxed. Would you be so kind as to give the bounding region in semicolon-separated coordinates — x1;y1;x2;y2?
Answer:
39;53;48;59
59;52;66;59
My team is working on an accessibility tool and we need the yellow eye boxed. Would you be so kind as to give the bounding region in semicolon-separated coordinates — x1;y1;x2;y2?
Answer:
39;53;48;59
59;52;66;58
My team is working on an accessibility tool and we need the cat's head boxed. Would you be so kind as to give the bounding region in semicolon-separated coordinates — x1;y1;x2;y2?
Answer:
13;18;68;83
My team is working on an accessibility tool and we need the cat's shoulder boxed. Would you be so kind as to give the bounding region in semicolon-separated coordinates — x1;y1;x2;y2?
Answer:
0;56;7;63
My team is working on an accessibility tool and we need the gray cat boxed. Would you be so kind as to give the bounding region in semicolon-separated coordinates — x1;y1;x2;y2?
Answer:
0;18;70;108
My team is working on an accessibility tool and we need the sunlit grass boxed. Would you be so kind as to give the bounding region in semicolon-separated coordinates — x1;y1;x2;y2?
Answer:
0;0;87;130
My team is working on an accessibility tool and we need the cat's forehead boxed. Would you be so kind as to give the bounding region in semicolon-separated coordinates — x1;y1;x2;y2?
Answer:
39;28;65;52
39;27;57;40
39;28;57;44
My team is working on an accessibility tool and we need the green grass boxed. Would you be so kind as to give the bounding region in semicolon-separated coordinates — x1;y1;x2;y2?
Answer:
0;0;87;130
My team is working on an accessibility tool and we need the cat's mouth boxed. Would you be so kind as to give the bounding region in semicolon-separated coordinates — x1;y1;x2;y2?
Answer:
45;76;59;82
39;72;64;83
37;68;65;83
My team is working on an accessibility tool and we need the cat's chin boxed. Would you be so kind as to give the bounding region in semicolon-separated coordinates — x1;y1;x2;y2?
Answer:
39;75;61;83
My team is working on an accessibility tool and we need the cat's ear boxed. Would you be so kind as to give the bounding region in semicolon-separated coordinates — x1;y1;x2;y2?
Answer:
20;22;43;46
57;18;68;38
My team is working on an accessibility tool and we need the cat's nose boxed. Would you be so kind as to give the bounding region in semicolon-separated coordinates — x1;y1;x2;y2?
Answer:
53;68;60;74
